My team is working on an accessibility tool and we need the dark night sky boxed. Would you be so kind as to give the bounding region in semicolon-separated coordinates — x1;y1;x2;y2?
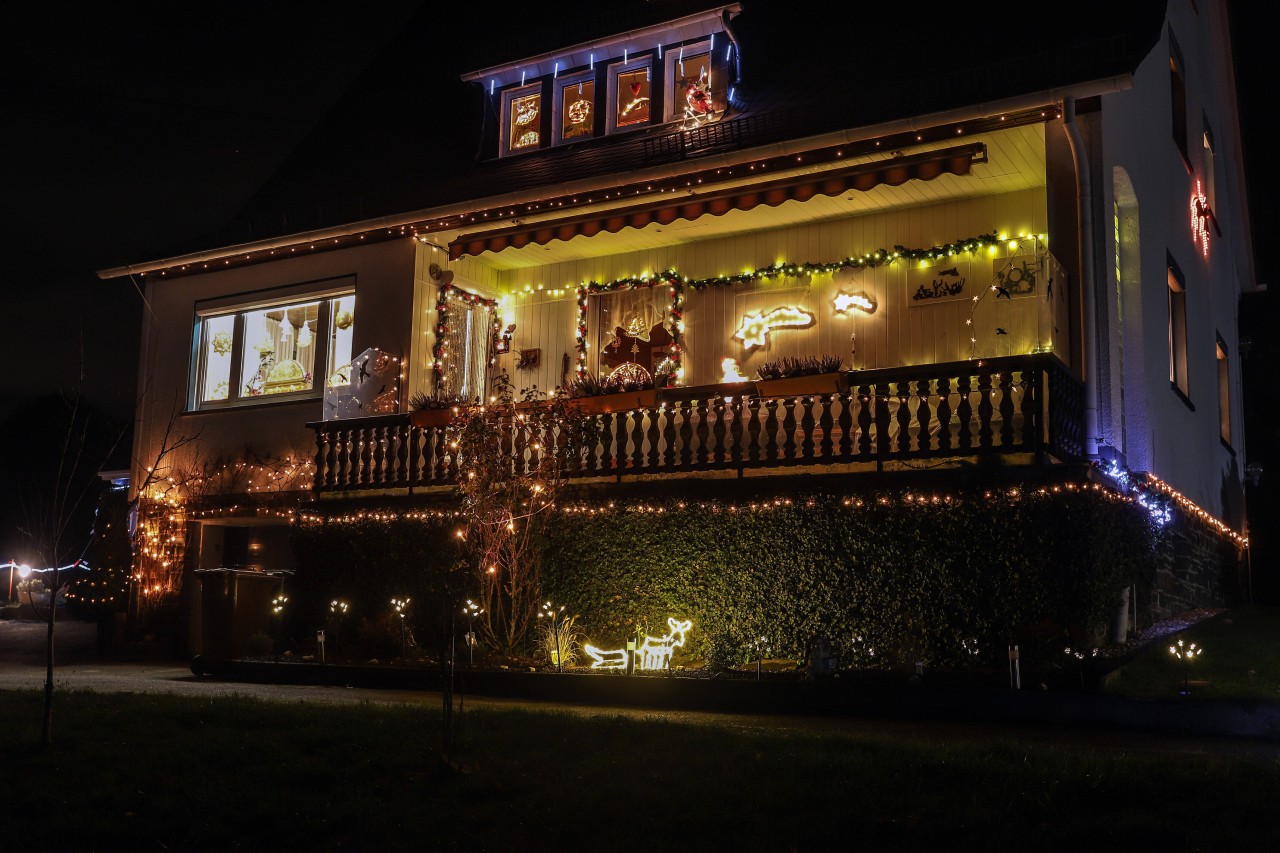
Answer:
0;1;1273;430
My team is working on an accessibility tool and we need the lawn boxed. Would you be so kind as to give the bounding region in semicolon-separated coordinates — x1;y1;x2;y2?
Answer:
1104;607;1280;701
2;691;1278;850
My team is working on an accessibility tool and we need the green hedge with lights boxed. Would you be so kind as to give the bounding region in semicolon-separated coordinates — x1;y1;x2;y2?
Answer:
291;488;1158;669
541;489;1158;670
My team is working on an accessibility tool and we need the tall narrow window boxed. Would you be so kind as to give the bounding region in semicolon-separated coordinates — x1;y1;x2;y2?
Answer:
1216;334;1231;445
1202;119;1217;212
500;83;543;156
1167;256;1189;400
438;301;491;403
1170;37;1189;163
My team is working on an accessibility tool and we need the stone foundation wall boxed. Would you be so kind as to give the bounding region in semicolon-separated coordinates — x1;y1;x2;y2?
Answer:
1145;513;1243;622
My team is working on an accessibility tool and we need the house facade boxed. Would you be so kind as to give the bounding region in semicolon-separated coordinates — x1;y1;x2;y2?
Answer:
100;1;1252;654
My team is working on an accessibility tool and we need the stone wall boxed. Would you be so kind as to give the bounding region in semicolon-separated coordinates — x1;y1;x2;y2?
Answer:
1146;512;1243;622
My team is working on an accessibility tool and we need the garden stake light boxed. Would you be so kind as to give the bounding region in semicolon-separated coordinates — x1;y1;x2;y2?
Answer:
463;599;484;665
538;600;567;672
1168;637;1203;695
392;597;411;660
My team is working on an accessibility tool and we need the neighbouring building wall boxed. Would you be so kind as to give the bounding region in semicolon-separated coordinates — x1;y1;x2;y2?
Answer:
131;239;416;498
497;188;1051;392
1098;0;1250;524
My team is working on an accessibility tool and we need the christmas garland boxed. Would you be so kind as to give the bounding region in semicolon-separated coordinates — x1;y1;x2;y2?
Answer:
574;232;1002;377
432;284;500;388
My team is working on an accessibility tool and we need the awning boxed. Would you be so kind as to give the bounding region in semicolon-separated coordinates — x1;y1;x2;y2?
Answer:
449;142;986;259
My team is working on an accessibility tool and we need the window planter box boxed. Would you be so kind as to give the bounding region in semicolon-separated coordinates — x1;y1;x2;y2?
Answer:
658;381;758;403
409;408;460;429
754;372;844;399
569;389;660;414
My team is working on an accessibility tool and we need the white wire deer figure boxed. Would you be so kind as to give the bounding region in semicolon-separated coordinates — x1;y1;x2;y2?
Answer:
585;618;692;671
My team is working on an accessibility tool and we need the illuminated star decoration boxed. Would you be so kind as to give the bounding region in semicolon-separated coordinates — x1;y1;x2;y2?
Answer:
832;291;877;315
733;306;815;349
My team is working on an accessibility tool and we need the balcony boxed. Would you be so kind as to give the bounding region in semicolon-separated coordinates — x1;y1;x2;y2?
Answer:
308;353;1083;495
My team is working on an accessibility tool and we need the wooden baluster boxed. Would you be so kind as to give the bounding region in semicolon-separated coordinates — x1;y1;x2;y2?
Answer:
661;404;676;470
712;397;728;465
372;425;388;485
1020;367;1040;454
956;374;973;451
695;397;710;468
764;398;780;465
746;397;762;465
998;369;1016;447
915;379;933;455
402;424;416;487
730;397;745;469
818;394;834;461
314;427;329;490
630;409;645;473
334;428;349;488
678;400;694;470
837;392;853;461
856;385;873;460
798;396;815;461
977;369;994;449
433;427;448;482
935;376;953;453
874;386;891;459
599;413;615;475
782;397;798;462
647;404;661;471
895;380;912;456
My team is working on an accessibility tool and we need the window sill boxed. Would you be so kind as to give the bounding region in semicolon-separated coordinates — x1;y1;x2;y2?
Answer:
186;394;323;416
1221;437;1236;457
1170;382;1195;411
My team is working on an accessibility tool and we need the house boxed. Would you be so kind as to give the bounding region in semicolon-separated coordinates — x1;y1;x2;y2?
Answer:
98;1;1252;659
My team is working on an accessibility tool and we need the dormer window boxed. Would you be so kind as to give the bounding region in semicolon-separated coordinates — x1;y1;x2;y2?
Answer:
608;58;653;133
554;71;596;144
665;39;725;126
501;83;543;156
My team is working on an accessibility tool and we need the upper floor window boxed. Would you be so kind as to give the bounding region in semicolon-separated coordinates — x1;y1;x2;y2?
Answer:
665;39;724;125
1216;334;1231;446
607;58;652;133
192;285;355;410
554;72;596;144
1170;36;1189;165
1167;255;1190;402
1202;118;1217;211
501;83;543;156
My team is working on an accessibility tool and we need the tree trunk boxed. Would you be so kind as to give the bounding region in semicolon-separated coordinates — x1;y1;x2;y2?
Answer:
41;567;57;747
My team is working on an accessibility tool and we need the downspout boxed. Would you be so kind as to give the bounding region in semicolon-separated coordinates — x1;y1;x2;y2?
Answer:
1062;96;1100;458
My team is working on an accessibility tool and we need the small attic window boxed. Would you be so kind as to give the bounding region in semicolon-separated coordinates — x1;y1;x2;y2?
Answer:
665;39;724;125
554;71;596;144
607;58;652;133
501;83;543;156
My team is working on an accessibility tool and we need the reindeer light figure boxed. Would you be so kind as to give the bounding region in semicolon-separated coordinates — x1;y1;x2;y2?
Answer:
585;618;692;671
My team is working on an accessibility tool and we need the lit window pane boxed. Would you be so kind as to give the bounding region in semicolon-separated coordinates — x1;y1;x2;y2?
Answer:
616;69;651;127
201;315;235;402
675;51;718;120
241;302;319;397
328;295;356;385
562;80;594;139
509;93;541;150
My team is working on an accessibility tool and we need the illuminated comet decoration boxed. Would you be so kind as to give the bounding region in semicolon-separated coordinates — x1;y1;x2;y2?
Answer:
733;306;815;349
585;617;692;670
832;291;877;315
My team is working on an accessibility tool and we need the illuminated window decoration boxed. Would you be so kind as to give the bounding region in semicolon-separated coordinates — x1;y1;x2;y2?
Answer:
733;306;815;350
721;357;748;383
1190;179;1211;258
677;51;717;129
585;618;692;670
432;279;501;399
509;93;541;150
616;68;651;127
571;233;1005;381
833;291;877;315
561;79;594;140
607;361;651;387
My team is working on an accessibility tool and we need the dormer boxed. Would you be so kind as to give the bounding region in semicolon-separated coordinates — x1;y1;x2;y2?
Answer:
461;4;741;157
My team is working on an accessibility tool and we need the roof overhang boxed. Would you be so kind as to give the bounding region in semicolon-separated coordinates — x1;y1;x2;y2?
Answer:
460;4;742;90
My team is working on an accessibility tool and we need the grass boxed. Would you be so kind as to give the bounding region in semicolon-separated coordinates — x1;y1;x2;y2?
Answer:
1104;607;1280;701
2;690;1279;850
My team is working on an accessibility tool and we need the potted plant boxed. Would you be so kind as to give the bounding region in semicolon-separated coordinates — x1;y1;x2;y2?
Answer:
754;355;844;398
408;393;467;428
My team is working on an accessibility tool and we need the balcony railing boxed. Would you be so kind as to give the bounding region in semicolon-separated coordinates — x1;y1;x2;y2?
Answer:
308;353;1083;494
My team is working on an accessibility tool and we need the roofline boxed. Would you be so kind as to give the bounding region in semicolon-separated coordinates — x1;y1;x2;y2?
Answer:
459;4;742;86
96;75;1131;281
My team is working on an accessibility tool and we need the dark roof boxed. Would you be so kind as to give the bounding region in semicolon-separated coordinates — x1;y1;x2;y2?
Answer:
156;0;1166;261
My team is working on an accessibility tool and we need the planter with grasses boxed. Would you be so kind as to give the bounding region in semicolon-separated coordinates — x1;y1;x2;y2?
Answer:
754;355;845;398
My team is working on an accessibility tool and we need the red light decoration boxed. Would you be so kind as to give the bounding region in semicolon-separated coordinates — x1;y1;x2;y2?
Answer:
1190;179;1211;258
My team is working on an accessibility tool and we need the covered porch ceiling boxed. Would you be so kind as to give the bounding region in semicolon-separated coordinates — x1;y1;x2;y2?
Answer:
450;122;1046;271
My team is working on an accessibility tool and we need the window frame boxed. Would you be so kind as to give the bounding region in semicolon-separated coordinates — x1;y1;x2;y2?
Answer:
189;280;355;412
1216;332;1232;448
1166;254;1191;405
663;37;725;124
499;81;545;157
605;55;654;135
552;69;598;146
1169;34;1190;169
1202;116;1217;213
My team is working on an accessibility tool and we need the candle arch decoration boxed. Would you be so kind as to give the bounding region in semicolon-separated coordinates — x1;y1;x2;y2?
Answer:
571;232;1004;379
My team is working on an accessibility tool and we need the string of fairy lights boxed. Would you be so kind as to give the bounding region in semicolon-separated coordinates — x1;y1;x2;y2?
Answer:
571;232;1010;378
431;283;501;389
